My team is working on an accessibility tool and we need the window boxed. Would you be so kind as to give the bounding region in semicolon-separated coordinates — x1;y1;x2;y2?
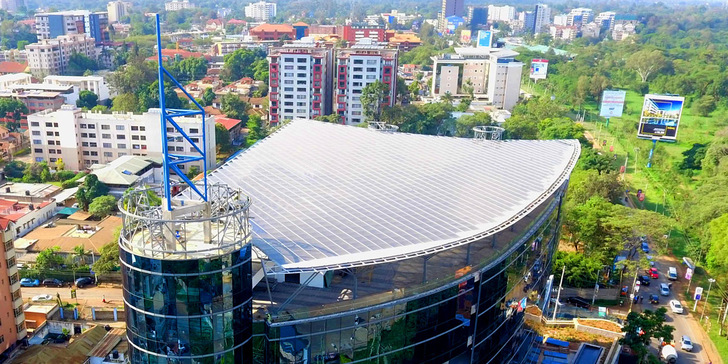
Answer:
82;142;88;147
139;126;145;131
284;57;294;62
82;151;89;156
296;95;306;99
284;87;293;92
284;65;294;70
81;133;88;138
284;80;293;84
354;59;363;64
46;131;53;136
34;148;42;153
90;151;98;156
30;122;39;127
131;126;138;131
48;141;55;145
117;144;126;149
352;111;362;115
32;131;40;136
89;142;97;147
49;158;56;162
103;143;111;148
45;122;53;127
101;125;110;130
367;60;377;64
132;135;139;140
189;128;199;134
55;132;59;136
56;149;61;154
103;152;112;157
33;140;41;145
366;75;376;79
88;133;96;138
367;67;377;72
87;124;95;129
133;144;140;149
297;66;306;70
176;146;184;152
118;152;126;157
117;135;125;140
284;72;294;77
102;134;110;139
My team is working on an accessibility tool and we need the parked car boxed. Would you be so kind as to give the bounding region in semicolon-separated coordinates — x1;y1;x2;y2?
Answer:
20;278;40;287
74;277;94;288
668;267;678;281
566;296;591;309
649;267;659;279
42;278;64;287
669;300;684;314
31;294;53;302
650;294;659;304
641;241;650;253
638;275;651;286
680;335;693;352
660;283;671;296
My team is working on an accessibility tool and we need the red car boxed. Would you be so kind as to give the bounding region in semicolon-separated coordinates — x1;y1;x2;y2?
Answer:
649;268;659;279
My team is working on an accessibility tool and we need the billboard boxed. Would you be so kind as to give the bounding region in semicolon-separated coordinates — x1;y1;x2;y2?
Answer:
638;94;685;140
460;30;472;44
600;90;627;118
530;59;548;80
477;30;492;48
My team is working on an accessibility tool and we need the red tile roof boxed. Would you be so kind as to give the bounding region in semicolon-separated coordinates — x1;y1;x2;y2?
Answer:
206;19;223;26
251;24;294;33
227;19;246;25
216;117;243;130
0;61;28;74
146;49;209;62
292;22;309;27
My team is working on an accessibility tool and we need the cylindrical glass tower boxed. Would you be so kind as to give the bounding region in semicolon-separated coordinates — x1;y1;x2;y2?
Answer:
119;184;253;364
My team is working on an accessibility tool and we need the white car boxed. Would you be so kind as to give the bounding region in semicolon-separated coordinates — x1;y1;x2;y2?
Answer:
680;335;693;352
669;299;684;314
31;294;53;302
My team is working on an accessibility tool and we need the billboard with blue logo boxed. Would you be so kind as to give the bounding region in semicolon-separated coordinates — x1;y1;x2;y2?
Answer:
638;94;685;140
477;30;492;48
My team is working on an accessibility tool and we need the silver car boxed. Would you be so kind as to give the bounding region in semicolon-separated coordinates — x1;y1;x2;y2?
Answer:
680;335;693;352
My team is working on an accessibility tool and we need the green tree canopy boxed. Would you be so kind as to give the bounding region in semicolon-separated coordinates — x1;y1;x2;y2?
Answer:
3;160;26;179
221;49;267;82
88;195;117;218
361;81;389;122
22;162;50;183
77;174;110;211
220;93;250;120
215;123;232;153
76;90;99;109
620;307;674;362
67;52;98;76
36;247;64;270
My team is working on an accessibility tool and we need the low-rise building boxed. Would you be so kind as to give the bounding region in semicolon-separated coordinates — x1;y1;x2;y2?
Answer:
0;126;25;158
550;25;578;41
250;24;296;41
0;61;27;75
88;155;163;197
385;32;422;51
43;75;112;102
22;215;121;264
581;22;601;38
210;41;264;57
26;34;98;78
0;198;55;238
0;183;61;204
28;106;216;172
215;116;245;144
612;22;637;41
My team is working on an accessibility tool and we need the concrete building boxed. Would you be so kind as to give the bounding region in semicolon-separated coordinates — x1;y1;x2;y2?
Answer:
595;11;617;30
343;24;386;43
0;88;65;115
0;217;26;356
88;155;163;197
335;41;398;124
438;0;465;33
0;0;25;13
249;24;296;41
244;1;277;22
468;6;488;30
0;183;61;204
164;0;195;11
28;106;216;172
582;22;601;38
612;22;637;41
26;34;97;78
106;0;131;23
487;5;516;22
567;7;594;28
550;25;578;41
0;50;27;64
34;10;109;45
431;47;522;110
533;4;551;34
0;73;31;91
0;198;55;238
268;40;334;125
553;14;568;26
43;75;112;102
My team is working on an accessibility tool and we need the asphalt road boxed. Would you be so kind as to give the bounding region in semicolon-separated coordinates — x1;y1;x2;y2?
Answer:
21;285;124;307
633;252;712;363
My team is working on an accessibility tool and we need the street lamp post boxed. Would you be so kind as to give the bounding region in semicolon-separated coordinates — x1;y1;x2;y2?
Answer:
634;148;640;175
701;278;716;322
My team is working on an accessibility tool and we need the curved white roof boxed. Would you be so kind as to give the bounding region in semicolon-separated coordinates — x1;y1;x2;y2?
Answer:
209;119;580;272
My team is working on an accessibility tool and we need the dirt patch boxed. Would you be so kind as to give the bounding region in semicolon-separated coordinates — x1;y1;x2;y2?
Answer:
526;321;615;348
526;305;542;316
577;319;623;333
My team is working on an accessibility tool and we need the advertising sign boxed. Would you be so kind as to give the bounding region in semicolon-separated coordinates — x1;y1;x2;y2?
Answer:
477;30;492;48
638;94;685;140
600;90;627;118
530;59;549;80
695;287;704;301
460;30;472;44
685;268;693;280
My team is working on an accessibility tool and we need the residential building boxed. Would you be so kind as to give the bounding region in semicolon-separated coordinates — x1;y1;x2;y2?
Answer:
612;22;637;41
0;0;24;13
250;24;296;41
0;199;55;238
566;7;594;28
335;41;398;124
0;183;61;204
210;41;265;57
215;116;245;145
521;11;536;34
106;0;131;23
550;25;578;41
164;0;195;11
34;10;110;45
43;75;112;102
88;155;163;197
0;127;24;158
26;34;97;78
244;1;277;22
13;325;109;364
0;88;66;116
385;32;422;51
87;328;128;364
343;24;386;43
487;5;516;22
431;47;522;110
468;6;488;30
0;216;25;356
582;22;601;38
533;4;551;34
553;14;568;26
268;40;334;124
21;215;120;264
438;0;465;33
0;61;27;75
205;19;224;32
0;73;31;90
28;105;216;171
0;50;27;64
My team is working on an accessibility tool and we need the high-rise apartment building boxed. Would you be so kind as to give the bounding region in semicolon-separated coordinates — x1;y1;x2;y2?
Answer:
0;0;24;13
335;42;398;124
164;0;195;11
595;11;616;29
487;5;516;22
244;1;277;21
268;41;334;125
468;6;488;30
533;4;551;34
487;55;523;110
28;106;215;171
35;10;109;45
106;0;131;23
567;7;594;28
438;0;465;33
0;219;26;357
26;34;97;78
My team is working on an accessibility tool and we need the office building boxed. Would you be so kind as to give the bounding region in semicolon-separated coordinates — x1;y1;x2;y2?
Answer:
268;40;334;125
26;34;98;78
121;118;579;363
522;11;536;34
244;1;277;22
438;0;465;33
595;11;616;30
34;10;109;45
567;8;593;28
431;47;523;111
164;0;195;11
533;4;551;34
342;24;386;43
107;0;131;23
43;75;112;102
468;6;488;30
487;5;516;22
0;0;24;13
28;106;215;171
335;41;398;124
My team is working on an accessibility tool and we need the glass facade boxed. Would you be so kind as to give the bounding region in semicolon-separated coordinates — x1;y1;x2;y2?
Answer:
253;187;566;364
121;246;253;364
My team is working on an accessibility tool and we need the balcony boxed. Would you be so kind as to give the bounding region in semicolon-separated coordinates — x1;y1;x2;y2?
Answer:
12;296;22;309
14;312;24;326
10;281;20;293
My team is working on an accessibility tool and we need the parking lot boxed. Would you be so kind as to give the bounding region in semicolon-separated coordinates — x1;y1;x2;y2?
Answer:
21;285;123;306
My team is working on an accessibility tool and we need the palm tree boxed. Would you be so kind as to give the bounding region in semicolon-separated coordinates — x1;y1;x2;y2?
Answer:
441;92;454;106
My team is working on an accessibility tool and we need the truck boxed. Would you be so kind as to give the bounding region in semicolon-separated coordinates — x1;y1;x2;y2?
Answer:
661;344;677;363
668;267;678;281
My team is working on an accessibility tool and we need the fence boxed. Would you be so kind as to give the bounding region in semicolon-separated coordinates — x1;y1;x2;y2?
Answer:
561;287;620;300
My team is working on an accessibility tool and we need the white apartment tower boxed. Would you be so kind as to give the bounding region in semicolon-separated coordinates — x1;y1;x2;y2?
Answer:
335;42;398;124
268;41;334;125
244;1;277;22
107;0;131;23
165;0;195;11
533;4;551;34
487;5;516;22
26;34;97;78
28;106;215;172
487;56;523;111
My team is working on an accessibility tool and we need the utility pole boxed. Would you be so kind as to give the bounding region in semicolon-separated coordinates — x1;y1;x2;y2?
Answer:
721;290;728;336
628;266;639;313
592;268;600;306
622;155;629;181
552;265;565;321
702;278;716;322
634;148;640;175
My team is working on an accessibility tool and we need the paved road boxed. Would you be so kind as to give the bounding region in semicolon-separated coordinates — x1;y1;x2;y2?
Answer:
21;285;124;307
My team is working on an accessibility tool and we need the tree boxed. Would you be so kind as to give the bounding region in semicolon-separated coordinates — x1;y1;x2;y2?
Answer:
138;81;187;111
36;247;64;271
456;97;472;112
315;114;342;123
251;58;269;81
88;195;117;218
215;123;232;153
246;114;266;147
693;95;716;117
220;93;250;120
73;244;87;266
108;59;157;95
22;162;50;183
627;49;666;83
67;52;98;76
77;174;110;211
168;56;208;81
202;88;216;106
94;228;121;275
553;251;604;288
707;213;728;269
186;165;201;179
455;112;491;137
221;49;266;82
76;90;99;109
620;307;674;363
3;160;26;179
408;81;421;99
441;92;454;106
91;105;107;112
0;98;28;130
361;81;388;122
111;93;140;112
538;117;586;141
